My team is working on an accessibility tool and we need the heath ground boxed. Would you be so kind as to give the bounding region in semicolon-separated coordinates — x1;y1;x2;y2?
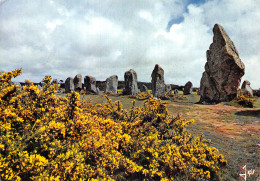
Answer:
57;91;260;180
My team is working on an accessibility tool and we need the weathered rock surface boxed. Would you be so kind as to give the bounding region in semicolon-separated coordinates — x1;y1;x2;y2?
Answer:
140;84;148;93
38;85;42;91
65;77;74;93
241;80;253;97
199;24;245;104
74;74;82;92
51;79;58;84
183;81;193;95
84;75;98;93
123;69;138;95
151;64;165;97
105;75;118;94
55;89;62;93
165;84;172;93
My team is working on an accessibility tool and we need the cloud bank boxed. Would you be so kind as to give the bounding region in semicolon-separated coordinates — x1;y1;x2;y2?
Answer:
0;0;259;89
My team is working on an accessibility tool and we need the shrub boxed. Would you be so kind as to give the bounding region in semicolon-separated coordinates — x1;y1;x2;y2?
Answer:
129;92;152;100
237;90;255;108
0;69;227;180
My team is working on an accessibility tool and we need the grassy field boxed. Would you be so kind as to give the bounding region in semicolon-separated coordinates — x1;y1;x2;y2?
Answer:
57;91;260;180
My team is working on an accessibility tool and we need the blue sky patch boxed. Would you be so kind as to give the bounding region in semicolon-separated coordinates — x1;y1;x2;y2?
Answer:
167;0;210;30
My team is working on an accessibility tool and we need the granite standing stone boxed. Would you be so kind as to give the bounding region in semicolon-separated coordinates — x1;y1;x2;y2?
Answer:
65;77;74;93
174;89;179;95
123;69;138;95
51;79;58;84
84;75;98;93
151;64;165;98
74;74;82;92
140;84;148;93
105;75;118;94
165;84;172;93
199;24;245;104
183;81;193;95
38;85;42;91
241;80;253;97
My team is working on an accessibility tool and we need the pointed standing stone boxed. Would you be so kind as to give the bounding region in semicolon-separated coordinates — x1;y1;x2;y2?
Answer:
199;24;245;103
65;77;74;93
105;75;118;94
151;64;165;98
241;80;253;97
183;81;193;95
123;69;138;95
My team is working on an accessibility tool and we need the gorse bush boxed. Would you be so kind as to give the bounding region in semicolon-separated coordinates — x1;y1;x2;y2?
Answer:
237;90;254;108
0;69;227;180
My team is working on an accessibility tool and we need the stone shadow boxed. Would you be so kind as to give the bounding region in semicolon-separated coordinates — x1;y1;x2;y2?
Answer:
235;110;260;118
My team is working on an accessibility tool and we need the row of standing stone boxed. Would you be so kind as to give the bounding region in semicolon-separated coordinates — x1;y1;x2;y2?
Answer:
58;24;257;102
65;75;99;93
1;66;252;99
1;24;254;103
64;64;193;97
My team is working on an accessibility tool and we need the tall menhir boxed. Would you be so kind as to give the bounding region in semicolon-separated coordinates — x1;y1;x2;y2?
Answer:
123;69;138;95
151;64;165;98
199;24;245;104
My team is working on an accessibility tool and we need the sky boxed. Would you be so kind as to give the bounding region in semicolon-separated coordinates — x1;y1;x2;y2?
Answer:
0;0;260;89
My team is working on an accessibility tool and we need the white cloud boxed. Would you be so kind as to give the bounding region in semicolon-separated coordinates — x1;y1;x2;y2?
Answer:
139;10;153;23
199;0;260;89
45;20;63;32
0;0;259;89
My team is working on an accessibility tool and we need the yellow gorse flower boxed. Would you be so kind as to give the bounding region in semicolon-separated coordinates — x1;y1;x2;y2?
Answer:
0;69;227;180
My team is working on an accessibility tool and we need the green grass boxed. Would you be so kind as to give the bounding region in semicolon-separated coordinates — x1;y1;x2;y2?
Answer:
224;97;260;108
253;97;260;108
